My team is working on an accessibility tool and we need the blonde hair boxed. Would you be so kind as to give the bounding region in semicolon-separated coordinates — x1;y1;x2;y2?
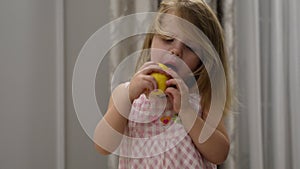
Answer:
136;0;232;116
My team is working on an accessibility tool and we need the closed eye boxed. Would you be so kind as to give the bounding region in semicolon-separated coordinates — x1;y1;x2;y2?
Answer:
186;45;195;52
158;34;174;42
183;41;196;53
164;37;174;42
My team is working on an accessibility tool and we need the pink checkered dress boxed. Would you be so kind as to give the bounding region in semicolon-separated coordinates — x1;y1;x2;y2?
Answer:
118;92;216;169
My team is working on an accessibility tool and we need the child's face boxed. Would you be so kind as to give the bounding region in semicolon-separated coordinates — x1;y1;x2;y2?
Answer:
150;11;201;78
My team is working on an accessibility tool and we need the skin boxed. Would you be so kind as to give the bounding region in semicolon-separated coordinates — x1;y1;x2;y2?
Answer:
94;13;230;165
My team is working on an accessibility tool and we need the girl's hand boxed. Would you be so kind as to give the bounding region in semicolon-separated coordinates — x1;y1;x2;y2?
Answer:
165;68;191;114
129;61;167;102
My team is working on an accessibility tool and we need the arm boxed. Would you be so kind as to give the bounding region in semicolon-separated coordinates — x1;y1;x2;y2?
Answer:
94;84;130;155
94;62;165;155
165;69;229;165
180;109;230;165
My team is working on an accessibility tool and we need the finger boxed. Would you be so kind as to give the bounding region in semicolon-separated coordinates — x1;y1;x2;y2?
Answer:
165;68;180;79
139;61;169;74
165;87;181;112
166;78;178;89
167;78;190;103
139;61;157;70
142;75;158;90
165;87;180;98
166;78;187;91
139;65;168;76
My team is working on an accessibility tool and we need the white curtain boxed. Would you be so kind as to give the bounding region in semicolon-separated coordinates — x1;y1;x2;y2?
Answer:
220;0;238;168
236;0;300;168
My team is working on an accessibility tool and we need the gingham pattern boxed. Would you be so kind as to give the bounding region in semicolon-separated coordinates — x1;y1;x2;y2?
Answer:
119;93;216;169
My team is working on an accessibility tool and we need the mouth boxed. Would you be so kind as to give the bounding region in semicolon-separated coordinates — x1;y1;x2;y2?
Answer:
164;63;178;72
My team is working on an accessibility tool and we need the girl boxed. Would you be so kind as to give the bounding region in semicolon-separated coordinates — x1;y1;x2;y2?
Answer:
94;0;232;168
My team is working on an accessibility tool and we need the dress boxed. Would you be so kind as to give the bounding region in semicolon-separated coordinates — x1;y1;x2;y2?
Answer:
118;91;216;169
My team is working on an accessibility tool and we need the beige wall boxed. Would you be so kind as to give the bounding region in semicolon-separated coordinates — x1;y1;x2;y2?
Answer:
65;0;110;168
0;0;57;168
0;0;111;168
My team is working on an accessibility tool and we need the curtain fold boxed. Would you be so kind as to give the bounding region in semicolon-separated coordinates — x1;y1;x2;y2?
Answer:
236;0;300;168
260;0;300;168
268;1;290;168
219;0;238;169
288;1;300;169
236;0;264;168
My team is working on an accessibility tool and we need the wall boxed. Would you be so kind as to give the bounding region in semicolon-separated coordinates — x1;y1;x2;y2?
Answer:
0;0;57;168
65;0;110;168
0;0;111;168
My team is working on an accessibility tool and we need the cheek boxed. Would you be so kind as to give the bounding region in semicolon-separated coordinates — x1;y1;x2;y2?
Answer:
150;46;169;63
150;49;164;62
179;56;200;76
190;60;201;71
188;55;201;71
150;37;169;59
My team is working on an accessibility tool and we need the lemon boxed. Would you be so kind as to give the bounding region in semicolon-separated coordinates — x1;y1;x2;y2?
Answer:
151;63;169;92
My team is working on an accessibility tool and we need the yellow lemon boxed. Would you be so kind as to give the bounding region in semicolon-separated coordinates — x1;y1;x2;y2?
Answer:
151;63;169;92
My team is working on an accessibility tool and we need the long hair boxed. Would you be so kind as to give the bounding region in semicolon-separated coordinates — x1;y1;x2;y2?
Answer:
136;0;232;116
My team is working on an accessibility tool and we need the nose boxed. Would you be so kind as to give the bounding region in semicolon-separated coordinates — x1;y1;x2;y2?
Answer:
170;40;184;58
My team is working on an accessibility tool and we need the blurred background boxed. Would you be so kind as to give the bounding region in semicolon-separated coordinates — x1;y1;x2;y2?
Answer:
0;0;299;169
